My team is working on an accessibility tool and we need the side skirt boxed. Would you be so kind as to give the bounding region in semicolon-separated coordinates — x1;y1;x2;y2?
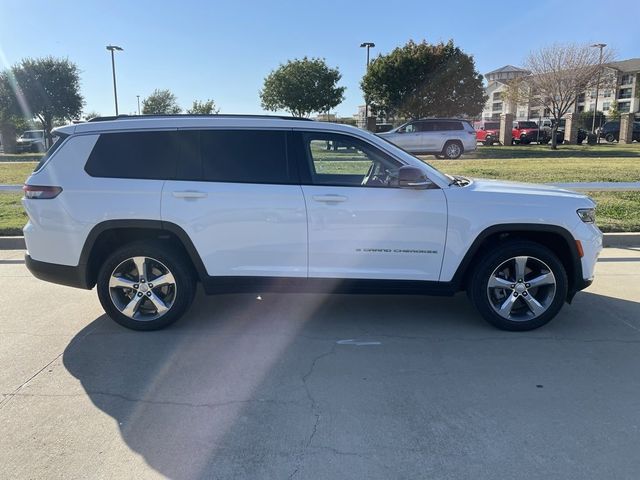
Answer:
201;276;457;296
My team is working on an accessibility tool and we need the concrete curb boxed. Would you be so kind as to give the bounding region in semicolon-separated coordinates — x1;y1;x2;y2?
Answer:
1;233;639;251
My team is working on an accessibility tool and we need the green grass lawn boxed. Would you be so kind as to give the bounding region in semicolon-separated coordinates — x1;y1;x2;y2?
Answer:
0;193;26;236
0;162;36;184
0;143;638;234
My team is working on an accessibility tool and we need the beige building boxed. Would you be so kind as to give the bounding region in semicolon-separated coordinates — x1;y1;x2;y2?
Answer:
481;58;640;122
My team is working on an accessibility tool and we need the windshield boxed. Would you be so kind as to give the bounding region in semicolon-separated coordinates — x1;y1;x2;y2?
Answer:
21;131;42;139
518;122;538;129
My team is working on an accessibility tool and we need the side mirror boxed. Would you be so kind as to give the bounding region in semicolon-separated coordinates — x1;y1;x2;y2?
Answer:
398;166;433;189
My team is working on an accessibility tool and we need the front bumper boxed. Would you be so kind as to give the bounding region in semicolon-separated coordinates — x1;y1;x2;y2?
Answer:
25;254;91;289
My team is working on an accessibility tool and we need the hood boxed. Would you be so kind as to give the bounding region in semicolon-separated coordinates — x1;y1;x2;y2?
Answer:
465;178;593;203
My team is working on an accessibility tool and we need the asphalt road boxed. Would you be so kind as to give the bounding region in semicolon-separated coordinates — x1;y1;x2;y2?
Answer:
1;248;640;479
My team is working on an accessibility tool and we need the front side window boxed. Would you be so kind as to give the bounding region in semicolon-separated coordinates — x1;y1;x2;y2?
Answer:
303;133;402;187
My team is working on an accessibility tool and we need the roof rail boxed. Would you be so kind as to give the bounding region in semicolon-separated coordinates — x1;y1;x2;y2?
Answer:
87;114;314;122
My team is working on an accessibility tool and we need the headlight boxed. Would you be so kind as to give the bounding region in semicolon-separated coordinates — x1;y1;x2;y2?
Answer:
577;208;596;223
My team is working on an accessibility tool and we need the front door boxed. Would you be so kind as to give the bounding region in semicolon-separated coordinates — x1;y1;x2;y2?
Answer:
296;131;447;281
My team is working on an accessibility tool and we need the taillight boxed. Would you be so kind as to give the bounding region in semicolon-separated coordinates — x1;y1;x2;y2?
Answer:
22;185;63;199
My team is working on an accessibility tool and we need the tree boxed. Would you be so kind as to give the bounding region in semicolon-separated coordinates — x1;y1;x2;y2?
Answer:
0;71;21;153
361;40;486;120
142;89;181;114
578;110;606;130
260;57;345;117
186;99;219;114
12;57;83;145
505;43;614;148
607;100;620;120
83;110;101;121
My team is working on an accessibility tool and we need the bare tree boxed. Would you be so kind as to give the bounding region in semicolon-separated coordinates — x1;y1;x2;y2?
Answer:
505;43;614;148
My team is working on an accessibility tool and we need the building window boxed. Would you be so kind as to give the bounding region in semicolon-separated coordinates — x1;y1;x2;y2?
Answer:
544;108;551;116
590;90;596;99
603;89;612;98
492;102;502;112
577;93;585;103
603;102;610;111
530;110;540;118
577;105;584;113
589;103;595;111
493;92;502;101
618;102;630;113
620;74;633;85
618;88;632;99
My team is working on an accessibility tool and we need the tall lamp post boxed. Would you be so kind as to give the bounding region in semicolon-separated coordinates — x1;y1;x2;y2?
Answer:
136;95;141;115
360;42;375;128
591;43;607;134
106;45;124;115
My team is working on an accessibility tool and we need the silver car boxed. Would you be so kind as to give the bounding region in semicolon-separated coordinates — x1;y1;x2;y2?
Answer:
379;118;477;159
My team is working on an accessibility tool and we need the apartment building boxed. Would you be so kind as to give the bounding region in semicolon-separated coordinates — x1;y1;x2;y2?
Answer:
482;58;640;121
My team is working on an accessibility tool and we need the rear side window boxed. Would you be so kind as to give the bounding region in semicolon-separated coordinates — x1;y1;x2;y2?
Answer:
85;131;179;179
434;121;463;131
34;133;69;172
200;130;291;184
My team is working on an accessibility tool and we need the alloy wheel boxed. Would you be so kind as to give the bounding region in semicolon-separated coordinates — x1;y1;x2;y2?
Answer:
108;256;177;321
486;256;556;321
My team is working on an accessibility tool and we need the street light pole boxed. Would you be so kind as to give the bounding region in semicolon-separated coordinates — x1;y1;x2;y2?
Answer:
360;42;375;128
136;95;141;115
106;45;124;115
591;43;606;134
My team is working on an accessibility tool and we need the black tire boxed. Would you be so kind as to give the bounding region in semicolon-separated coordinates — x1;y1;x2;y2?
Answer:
483;140;492;146
604;133;616;143
520;137;530;145
96;241;196;330
468;240;568;331
442;140;463;159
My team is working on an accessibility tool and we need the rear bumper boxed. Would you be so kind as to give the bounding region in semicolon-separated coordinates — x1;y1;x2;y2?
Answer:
25;254;91;290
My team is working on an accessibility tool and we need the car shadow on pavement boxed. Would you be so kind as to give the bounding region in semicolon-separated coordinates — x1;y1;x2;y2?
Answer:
63;290;640;479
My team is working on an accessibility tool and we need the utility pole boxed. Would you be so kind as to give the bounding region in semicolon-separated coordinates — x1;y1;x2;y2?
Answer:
136;95;141;115
106;45;124;115
360;42;375;128
591;43;607;134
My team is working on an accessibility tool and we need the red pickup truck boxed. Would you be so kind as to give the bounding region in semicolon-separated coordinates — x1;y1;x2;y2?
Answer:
475;121;500;146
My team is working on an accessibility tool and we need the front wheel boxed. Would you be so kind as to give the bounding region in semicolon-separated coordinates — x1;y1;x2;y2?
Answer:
468;241;568;331
96;242;196;330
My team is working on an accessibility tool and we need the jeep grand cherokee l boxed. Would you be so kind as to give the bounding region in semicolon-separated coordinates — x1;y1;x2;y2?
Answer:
378;118;477;159
23;115;602;331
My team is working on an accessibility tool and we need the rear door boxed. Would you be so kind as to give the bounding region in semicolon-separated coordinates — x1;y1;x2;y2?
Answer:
161;129;308;278
294;131;447;281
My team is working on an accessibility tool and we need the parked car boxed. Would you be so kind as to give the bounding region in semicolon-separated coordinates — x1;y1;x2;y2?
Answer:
475;121;501;146
597;121;640;143
16;130;46;153
23;115;601;332
378;118;477;159
512;121;549;144
374;123;394;133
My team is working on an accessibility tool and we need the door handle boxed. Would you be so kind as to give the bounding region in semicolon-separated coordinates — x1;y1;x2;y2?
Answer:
312;194;348;203
172;190;208;199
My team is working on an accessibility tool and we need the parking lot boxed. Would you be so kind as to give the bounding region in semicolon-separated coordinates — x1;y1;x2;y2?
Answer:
1;247;639;479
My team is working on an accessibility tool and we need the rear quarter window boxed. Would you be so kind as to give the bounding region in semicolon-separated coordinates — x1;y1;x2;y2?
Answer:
85;131;179;180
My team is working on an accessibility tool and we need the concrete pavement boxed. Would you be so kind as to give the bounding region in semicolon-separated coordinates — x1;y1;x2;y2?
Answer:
1;248;639;479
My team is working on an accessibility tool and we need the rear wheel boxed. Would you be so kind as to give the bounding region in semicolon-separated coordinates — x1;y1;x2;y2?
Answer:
605;133;616;143
96;242;196;330
468;241;568;331
442;141;463;159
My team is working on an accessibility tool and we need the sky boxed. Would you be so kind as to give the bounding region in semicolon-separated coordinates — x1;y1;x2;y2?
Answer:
1;0;638;118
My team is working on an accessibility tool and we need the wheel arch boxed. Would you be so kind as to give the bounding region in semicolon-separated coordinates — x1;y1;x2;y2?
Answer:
450;224;582;299
80;220;207;289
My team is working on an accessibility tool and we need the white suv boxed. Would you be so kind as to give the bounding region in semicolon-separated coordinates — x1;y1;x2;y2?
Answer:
378;118;477;159
23;115;602;331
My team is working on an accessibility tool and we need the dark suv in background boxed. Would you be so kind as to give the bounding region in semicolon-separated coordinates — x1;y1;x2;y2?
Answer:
598;121;640;143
